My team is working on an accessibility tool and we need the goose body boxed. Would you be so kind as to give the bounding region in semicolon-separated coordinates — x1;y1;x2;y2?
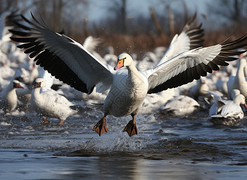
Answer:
0;79;24;112
163;95;199;116
189;78;209;100
9;13;247;136
104;63;149;117
228;57;247;99
31;78;77;125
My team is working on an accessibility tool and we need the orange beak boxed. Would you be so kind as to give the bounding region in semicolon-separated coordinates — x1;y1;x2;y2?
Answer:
114;59;124;70
14;83;24;89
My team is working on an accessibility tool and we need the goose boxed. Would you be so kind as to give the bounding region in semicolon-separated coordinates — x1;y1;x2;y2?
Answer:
137;52;159;71
140;88;177;114
30;78;78;125
227;56;247;99
0;60;15;90
215;71;229;95
103;46;118;67
0;79;24;113
9;13;247;137
208;90;247;126
162;95;200;116
189;77;209;100
37;68;55;92
153;46;167;60
0;10;21;40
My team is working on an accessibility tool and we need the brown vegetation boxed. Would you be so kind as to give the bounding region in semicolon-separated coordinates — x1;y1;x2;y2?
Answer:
1;0;247;59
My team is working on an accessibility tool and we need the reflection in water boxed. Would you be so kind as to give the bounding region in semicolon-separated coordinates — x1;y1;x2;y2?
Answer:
0;149;247;180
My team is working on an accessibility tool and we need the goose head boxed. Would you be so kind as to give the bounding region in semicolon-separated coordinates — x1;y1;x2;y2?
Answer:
231;89;240;99
234;93;247;108
13;80;24;89
114;53;133;70
33;78;46;89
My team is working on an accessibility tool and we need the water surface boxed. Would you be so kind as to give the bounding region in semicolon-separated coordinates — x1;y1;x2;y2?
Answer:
1;108;247;179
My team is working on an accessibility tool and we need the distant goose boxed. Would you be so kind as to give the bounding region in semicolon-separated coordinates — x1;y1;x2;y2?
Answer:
215;71;229;95
208;90;247;126
0;79;24;113
104;46;118;67
189;77;209;100
227;57;247;99
37;68;55;92
137;52;159;71
0;10;21;40
0;58;15;89
162;95;199;116
30;78;78;125
9;13;247;136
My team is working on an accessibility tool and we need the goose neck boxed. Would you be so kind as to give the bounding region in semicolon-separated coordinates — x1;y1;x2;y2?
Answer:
7;88;16;97
32;87;41;97
237;60;245;77
127;64;143;81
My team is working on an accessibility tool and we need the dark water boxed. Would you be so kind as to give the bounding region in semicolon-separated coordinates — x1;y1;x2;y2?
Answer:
1;107;247;179
1;149;247;180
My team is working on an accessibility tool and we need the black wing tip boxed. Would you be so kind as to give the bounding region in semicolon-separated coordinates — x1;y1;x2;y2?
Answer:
148;35;247;94
182;14;204;49
185;12;197;27
219;35;247;58
8;12;89;94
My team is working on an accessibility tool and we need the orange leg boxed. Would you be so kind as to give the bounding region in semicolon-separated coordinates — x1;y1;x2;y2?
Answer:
58;119;64;126
123;114;138;137
93;115;107;136
43;116;49;124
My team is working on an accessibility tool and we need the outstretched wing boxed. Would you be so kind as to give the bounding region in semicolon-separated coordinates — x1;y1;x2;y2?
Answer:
157;14;204;65
147;36;247;93
9;13;113;94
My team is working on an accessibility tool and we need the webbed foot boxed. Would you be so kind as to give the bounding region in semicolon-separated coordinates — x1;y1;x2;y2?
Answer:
43;117;49;124
58;119;64;126
93;117;107;136
123;119;138;137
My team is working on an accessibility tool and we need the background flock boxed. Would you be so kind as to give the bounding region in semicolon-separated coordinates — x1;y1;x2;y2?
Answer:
0;10;247;129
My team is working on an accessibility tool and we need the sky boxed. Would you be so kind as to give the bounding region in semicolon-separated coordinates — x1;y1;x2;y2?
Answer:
87;0;210;22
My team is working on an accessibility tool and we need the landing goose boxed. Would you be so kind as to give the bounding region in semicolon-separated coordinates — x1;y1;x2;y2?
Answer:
9;13;247;136
31;78;78;125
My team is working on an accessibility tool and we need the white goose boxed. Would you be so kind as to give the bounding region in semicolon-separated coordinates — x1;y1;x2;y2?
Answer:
31;78;78;125
163;95;200;116
227;56;247;99
9;13;247;136
208;90;247;125
0;79;24;113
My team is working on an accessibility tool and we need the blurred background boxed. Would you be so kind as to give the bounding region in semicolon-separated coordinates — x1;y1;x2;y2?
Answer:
1;0;247;57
